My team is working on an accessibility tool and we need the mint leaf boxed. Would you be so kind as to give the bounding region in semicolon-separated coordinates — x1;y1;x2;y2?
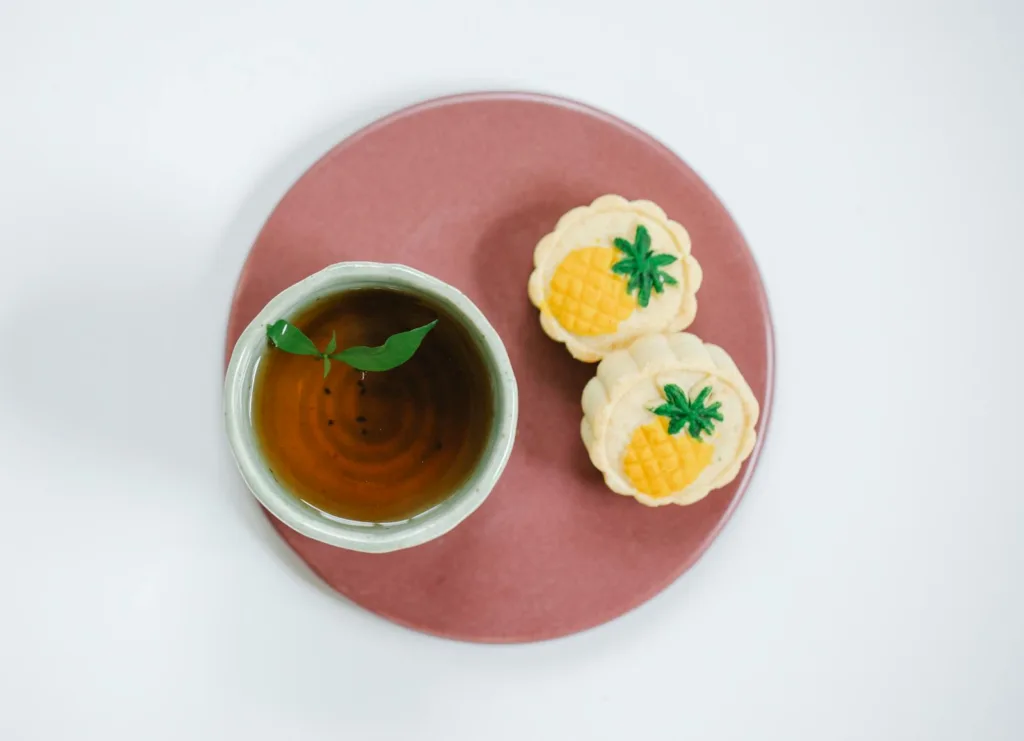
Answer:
332;320;437;372
266;320;320;356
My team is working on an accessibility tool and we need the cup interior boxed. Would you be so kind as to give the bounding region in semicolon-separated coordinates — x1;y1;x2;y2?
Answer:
224;262;518;553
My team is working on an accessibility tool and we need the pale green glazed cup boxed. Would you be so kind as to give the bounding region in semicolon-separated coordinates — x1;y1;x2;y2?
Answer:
224;262;518;553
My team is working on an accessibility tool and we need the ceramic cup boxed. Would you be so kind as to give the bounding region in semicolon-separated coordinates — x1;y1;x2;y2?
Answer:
224;262;519;553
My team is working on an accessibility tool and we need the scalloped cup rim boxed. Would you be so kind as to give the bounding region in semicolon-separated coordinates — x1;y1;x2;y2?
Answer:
224;262;519;553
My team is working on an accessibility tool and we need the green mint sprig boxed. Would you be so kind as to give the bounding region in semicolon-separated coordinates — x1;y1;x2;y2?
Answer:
266;319;437;376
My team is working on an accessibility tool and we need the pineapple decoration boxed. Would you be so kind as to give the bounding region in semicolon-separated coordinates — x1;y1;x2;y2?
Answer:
528;195;702;362
545;224;677;336
622;384;722;499
581;333;759;507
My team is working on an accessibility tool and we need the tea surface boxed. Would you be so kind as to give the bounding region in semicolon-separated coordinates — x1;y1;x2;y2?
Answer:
253;289;493;523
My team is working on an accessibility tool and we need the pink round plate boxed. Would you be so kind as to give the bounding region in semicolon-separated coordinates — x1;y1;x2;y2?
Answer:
225;92;774;643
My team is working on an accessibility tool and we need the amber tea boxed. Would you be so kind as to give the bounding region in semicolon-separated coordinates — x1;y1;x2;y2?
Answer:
253;288;493;523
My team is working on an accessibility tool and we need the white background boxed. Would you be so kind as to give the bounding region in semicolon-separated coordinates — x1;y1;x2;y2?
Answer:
1;1;1022;739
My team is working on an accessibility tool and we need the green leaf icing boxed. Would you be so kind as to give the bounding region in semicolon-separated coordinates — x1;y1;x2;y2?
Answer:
651;384;723;441
611;224;679;308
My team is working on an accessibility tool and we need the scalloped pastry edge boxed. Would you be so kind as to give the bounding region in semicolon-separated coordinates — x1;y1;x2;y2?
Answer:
580;332;759;506
527;195;703;362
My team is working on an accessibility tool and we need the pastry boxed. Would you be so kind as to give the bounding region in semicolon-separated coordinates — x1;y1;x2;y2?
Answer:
528;195;702;362
581;332;758;506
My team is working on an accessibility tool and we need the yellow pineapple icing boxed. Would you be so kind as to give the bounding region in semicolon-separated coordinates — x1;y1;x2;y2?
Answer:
581;333;759;507
546;247;634;336
623;417;715;498
528;195;702;362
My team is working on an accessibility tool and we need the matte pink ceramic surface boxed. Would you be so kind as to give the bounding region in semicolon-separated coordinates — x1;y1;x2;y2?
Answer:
225;92;774;643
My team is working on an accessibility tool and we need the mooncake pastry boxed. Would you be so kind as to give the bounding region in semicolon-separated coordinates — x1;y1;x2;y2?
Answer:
528;195;702;362
581;332;758;506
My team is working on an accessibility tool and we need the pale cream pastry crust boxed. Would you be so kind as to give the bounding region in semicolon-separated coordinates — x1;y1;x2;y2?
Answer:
528;195;702;362
581;333;759;506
